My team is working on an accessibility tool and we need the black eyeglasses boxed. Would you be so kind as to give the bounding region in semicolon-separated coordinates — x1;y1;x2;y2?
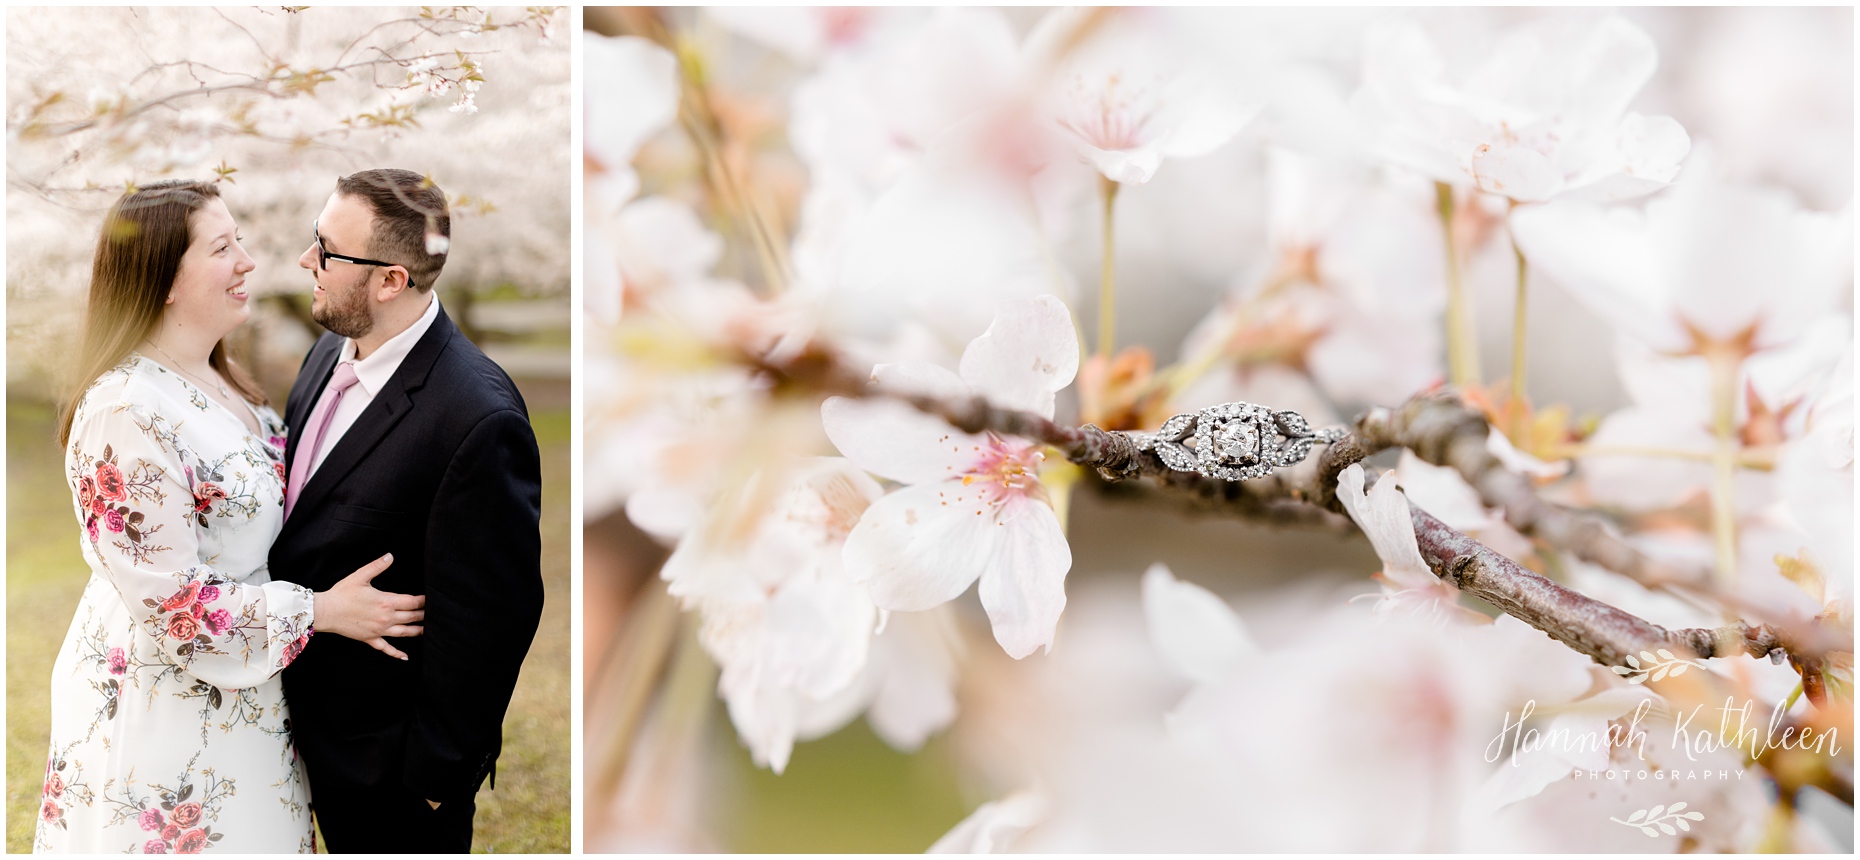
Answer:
313;220;414;288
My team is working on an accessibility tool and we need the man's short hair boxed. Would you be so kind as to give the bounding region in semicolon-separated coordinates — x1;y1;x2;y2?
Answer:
336;169;449;292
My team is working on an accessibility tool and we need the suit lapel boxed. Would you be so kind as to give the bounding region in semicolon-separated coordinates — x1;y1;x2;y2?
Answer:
283;307;457;528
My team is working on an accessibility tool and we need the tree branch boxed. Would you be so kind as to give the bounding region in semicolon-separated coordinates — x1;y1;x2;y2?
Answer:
1337;391;1713;590
764;346;1839;698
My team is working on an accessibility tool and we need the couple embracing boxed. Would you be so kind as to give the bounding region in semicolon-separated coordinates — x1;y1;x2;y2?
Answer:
36;170;544;853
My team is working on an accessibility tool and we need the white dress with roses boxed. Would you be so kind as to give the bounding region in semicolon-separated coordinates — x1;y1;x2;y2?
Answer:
35;355;315;854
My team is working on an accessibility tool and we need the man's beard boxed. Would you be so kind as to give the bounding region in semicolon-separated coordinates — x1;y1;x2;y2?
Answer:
312;278;375;339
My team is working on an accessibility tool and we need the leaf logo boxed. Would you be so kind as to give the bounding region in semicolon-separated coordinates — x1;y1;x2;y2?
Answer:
1609;649;1703;684
1610;802;1705;837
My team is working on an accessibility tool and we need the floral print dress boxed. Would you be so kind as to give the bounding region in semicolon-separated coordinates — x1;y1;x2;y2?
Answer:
36;355;315;854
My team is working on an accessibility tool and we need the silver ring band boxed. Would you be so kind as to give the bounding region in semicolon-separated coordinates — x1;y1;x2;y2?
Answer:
1129;402;1346;481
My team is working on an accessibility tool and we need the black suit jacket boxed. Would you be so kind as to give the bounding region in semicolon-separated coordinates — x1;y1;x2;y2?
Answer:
270;305;543;804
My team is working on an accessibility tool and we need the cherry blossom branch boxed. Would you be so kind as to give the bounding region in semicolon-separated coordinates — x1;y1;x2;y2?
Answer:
764;346;1840;700
1322;390;1714;591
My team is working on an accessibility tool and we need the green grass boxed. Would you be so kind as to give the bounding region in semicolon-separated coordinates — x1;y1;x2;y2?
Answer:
6;397;570;854
718;719;972;853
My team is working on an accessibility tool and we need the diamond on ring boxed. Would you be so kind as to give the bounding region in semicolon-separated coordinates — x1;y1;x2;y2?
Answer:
1130;402;1345;481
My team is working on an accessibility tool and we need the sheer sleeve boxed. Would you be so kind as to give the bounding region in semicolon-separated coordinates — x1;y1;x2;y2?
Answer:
67;393;314;690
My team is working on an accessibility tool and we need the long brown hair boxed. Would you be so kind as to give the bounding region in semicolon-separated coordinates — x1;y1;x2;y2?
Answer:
57;181;266;447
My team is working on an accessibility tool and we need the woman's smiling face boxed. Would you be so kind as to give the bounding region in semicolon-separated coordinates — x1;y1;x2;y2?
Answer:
164;197;255;340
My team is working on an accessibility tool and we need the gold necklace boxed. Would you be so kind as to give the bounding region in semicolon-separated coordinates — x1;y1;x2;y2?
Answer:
144;340;231;398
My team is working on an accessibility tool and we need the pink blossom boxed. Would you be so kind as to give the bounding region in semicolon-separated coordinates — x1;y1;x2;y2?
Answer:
108;647;127;675
823;295;1079;658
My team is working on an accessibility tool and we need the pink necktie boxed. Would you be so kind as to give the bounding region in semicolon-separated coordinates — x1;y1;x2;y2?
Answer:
284;362;360;521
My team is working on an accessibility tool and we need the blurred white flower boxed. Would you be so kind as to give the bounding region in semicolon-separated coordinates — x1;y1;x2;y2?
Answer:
799;159;1074;351
1672;8;1854;211
610;196;724;300
1510;162;1853;355
704;6;885;66
1140;563;1257;687
1577;323;1849;513
929;791;1046;853
661;457;882;773
823;296;1079;658
1176;147;1445;408
788;7;1022;193
584;33;679;203
1355;11;1689;203
1028;8;1258;185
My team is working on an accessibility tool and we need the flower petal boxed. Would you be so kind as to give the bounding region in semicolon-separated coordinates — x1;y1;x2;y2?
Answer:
928;791;1045;854
1509;199;1686;351
1467;144;1563;202
843;481;997;611
584;35;679;178
823;363;984;486
975;495;1072;658
1141;563;1256;685
866;607;961;751
1336;464;1436;591
958;295;1080;418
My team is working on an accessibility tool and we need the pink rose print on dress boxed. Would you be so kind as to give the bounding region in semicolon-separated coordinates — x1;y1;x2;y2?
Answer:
204;609;233;635
166;613;201;641
191;482;226;514
40;799;60;823
104;508;127;533
281;630;313;667
108;648;127;675
175;829;208;854
95;461;127;502
196;585;220;604
139;807;164;831
144;839;168;854
169;802;202;829
159;582;200;613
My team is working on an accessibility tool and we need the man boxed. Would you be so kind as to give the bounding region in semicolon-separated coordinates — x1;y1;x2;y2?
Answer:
269;169;544;851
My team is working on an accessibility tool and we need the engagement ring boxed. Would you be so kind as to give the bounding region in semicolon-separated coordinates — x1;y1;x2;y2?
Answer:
1130;402;1346;481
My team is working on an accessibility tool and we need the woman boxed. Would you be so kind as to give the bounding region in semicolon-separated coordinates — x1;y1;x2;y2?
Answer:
36;181;424;853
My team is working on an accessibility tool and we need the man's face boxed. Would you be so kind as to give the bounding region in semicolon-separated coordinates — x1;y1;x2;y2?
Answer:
299;192;377;339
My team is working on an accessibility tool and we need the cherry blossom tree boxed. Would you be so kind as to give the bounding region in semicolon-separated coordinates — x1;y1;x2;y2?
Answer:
6;6;568;396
